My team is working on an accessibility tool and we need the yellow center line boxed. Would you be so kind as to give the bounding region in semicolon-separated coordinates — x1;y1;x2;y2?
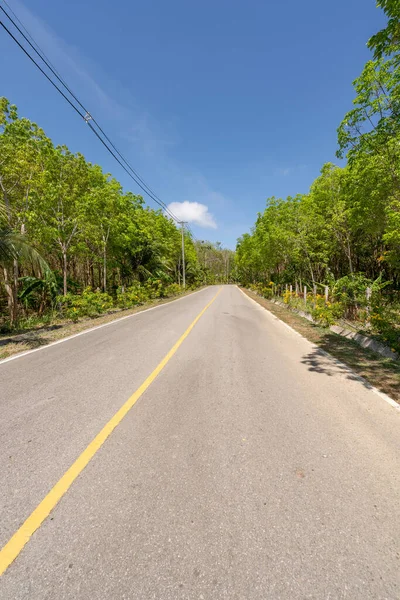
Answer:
0;287;222;576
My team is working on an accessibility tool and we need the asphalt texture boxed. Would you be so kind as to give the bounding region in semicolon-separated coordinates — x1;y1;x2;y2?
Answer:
0;285;399;599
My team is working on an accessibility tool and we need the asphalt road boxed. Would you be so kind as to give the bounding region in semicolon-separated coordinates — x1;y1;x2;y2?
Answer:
0;285;399;599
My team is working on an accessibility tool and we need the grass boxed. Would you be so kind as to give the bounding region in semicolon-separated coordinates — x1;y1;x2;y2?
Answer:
0;287;202;361
242;288;400;404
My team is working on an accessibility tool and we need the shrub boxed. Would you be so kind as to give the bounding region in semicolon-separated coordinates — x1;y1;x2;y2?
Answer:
164;283;181;297
249;282;275;298
58;288;114;321
310;296;343;327
283;290;294;304
332;274;389;319
369;298;400;353
116;280;184;308
116;285;142;308
58;280;188;322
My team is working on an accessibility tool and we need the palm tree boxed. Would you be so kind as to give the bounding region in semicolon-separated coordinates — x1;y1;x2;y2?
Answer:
1;203;51;324
0;229;47;267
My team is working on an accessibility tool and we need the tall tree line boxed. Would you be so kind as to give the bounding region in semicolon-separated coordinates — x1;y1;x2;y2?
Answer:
0;98;236;326
0;98;203;323
236;2;400;291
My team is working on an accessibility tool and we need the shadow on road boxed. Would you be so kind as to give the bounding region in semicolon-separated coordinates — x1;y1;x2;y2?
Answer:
241;287;400;403
0;324;62;349
301;347;373;388
301;332;400;398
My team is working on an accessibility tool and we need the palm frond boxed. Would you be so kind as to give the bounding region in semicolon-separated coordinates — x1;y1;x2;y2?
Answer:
0;230;51;275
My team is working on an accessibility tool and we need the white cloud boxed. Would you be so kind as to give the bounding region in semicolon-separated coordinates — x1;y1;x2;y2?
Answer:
166;201;217;229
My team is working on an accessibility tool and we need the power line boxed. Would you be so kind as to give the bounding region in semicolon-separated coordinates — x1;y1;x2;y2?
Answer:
0;4;181;223
0;19;85;120
1;1;66;84
186;224;199;242
0;3;204;245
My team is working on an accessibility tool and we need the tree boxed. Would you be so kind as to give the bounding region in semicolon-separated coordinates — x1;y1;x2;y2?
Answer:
0;98;52;321
368;0;400;59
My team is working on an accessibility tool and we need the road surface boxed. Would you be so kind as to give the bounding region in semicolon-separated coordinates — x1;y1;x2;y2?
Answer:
0;285;399;599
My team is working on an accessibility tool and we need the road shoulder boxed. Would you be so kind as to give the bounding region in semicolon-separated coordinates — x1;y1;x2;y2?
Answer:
240;287;400;406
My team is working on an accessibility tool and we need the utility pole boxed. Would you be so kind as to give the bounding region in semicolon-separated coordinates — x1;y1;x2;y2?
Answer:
179;221;187;288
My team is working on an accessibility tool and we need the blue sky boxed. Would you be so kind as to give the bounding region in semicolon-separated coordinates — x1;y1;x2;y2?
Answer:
1;0;385;248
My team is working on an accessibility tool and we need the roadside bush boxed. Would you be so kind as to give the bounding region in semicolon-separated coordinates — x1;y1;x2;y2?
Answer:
283;290;343;326
332;274;390;319
116;285;142;309
142;279;163;299
249;282;274;298
369;298;400;353
283;290;293;304
164;283;181;297
310;296;343;327
58;288;114;321
57;280;190;323
116;280;184;308
249;282;263;295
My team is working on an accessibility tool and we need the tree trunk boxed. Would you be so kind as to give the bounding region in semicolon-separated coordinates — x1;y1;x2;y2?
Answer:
13;259;18;322
103;245;107;293
63;250;68;296
3;267;18;324
347;238;354;274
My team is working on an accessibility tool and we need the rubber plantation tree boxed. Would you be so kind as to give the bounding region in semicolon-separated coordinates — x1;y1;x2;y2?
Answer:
34;146;88;296
0;96;208;326
0;98;53;322
236;2;400;292
79;165;123;292
368;0;400;60
336;55;400;193
336;3;400;279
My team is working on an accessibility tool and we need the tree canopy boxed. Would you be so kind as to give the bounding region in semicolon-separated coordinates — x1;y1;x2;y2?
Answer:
0;99;233;327
236;2;400;292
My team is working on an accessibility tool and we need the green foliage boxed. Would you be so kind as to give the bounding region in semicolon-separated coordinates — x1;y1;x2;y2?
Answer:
0;98;233;330
369;297;400;352
57;280;193;323
237;5;400;348
310;297;343;327
368;0;400;59
336;57;400;170
332;275;372;315
163;283;181;297
18;272;58;313
57;288;114;321
115;285;141;309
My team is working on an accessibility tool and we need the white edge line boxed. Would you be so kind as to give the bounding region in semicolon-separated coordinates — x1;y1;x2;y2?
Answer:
238;286;400;413
0;287;211;366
